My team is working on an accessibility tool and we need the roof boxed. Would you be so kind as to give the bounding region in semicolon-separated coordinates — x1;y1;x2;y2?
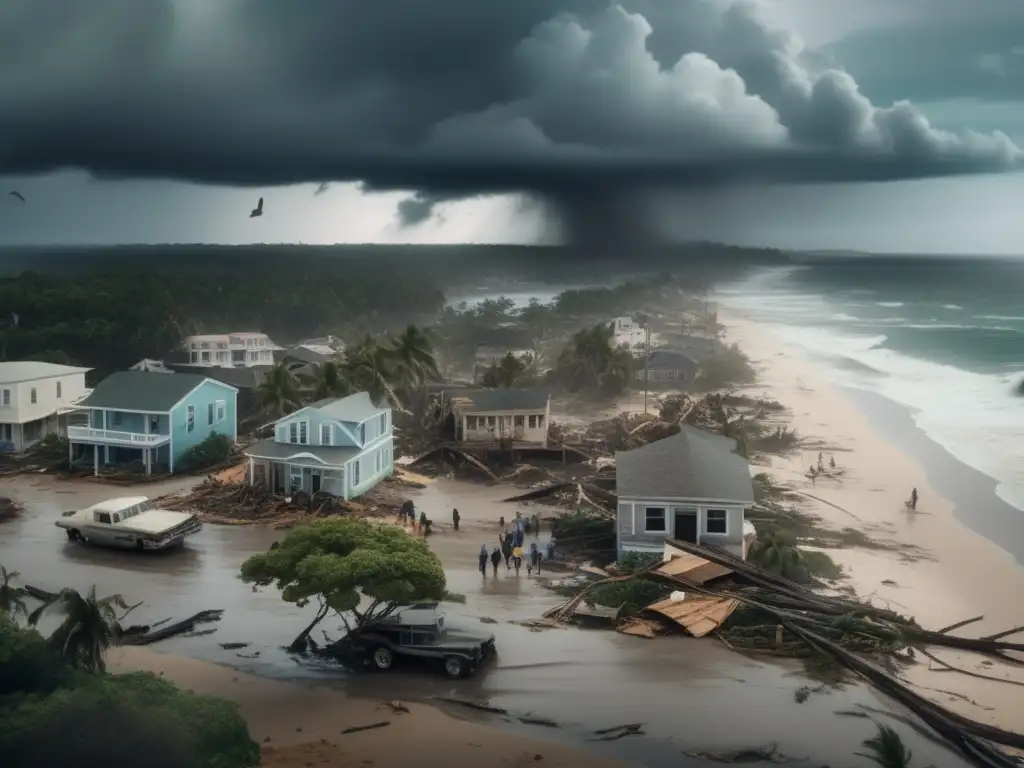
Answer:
84;496;150;513
307;391;386;422
0;362;91;384
647;351;699;371
447;388;550;413
615;426;754;503
79;371;232;412
275;345;331;365
244;438;361;466
170;363;270;390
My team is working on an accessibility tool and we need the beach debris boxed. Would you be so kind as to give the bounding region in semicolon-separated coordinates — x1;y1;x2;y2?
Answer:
120;609;225;645
380;700;410;714
591;723;644;742
519;716;560;728
219;642;250;650
681;744;795;764
340;721;391;735
435;697;508;716
0;497;22;522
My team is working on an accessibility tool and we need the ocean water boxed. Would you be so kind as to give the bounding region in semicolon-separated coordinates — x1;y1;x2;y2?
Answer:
716;258;1024;513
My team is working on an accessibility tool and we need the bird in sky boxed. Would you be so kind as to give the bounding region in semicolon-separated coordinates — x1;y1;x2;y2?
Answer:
250;197;263;218
8;191;25;202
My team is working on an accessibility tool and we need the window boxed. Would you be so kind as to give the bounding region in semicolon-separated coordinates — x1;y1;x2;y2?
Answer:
644;507;667;532
528;415;537;429
96;512;112;524
216;400;225;421
289;422;298;443
186;405;195;432
514;415;524;427
1;389;9;406
411;632;434;645
207;402;215;425
379;412;387;432
537;414;545;429
113;412;122;426
30;387;36;404
112;513;121;524
486;416;495;429
375;450;381;473
359;424;365;443
705;509;728;535
466;416;478;430
1;424;11;441
352;459;361;485
298;421;308;444
56;381;62;399
320;424;331;445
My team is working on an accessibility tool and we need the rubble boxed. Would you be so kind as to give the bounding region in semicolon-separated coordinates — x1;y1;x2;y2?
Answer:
0;496;22;522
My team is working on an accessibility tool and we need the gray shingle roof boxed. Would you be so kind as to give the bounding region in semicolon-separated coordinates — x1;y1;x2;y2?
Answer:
447;388;550;413
169;363;270;390
309;391;386;422
80;371;225;412
244;438;360;466
615;426;754;503
646;351;699;371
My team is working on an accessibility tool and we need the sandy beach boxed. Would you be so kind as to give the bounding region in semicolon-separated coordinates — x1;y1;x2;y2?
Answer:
109;646;627;768
721;311;1024;732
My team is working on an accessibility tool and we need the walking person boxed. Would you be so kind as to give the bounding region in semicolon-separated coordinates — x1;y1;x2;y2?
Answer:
529;542;541;575
490;546;502;577
419;511;428;536
512;545;522;575
478;544;488;577
532;514;540;537
499;516;507;536
910;487;919;511
502;533;513;570
452;508;460;531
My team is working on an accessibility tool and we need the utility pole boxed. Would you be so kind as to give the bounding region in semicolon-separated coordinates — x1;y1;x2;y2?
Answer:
643;323;650;414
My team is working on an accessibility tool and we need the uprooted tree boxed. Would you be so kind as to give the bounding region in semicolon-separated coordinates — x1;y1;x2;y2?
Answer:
240;518;448;652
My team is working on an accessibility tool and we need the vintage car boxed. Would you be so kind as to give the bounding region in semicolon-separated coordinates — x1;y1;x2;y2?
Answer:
343;603;497;679
55;496;201;551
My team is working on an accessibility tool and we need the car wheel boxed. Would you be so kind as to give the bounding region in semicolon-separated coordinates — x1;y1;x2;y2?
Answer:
66;528;79;542
444;656;465;679
372;647;393;671
135;539;145;550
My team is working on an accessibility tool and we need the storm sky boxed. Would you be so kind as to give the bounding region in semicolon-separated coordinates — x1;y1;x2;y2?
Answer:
1;0;1022;252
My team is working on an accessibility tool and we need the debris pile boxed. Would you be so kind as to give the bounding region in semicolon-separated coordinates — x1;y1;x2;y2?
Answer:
0;496;22;522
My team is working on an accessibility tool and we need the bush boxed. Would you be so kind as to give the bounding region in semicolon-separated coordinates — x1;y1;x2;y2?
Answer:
177;433;233;473
0;617;68;698
589;580;670;617
0;670;259;768
615;551;663;574
694;344;757;389
27;434;69;465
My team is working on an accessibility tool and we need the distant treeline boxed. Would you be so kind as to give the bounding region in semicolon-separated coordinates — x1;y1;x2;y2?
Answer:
0;265;445;376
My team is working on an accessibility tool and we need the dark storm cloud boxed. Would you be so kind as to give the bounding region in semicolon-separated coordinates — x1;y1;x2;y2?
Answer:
0;0;1020;243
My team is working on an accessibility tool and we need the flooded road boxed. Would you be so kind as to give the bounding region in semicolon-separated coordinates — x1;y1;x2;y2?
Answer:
0;474;970;768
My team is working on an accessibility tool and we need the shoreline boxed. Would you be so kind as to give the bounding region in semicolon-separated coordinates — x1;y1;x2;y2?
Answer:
720;311;1024;733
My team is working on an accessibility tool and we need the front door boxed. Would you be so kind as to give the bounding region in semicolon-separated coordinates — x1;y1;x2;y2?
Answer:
311;472;322;493
674;510;698;543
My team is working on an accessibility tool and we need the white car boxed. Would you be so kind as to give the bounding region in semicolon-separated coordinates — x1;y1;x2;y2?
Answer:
55;496;201;551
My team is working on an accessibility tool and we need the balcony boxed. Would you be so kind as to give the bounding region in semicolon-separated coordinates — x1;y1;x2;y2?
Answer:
67;427;169;447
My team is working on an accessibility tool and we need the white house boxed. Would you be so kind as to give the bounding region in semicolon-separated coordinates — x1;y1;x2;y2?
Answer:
183;332;282;368
0;362;92;452
615;426;756;559
444;389;551;448
243;392;394;499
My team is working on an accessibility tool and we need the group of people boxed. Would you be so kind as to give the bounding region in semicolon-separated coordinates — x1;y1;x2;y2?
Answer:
399;500;432;536
478;511;555;578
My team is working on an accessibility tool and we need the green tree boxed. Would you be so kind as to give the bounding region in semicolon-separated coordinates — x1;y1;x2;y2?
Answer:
343;338;402;410
481;352;527;389
0;565;28;622
0;614;69;697
856;723;920;768
553;322;635;396
746;529;806;581
28;586;127;673
257;362;303;418
300;359;352;401
388;324;439;388
240;518;448;652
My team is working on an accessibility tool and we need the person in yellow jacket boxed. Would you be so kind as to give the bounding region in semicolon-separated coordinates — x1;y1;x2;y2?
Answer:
511;546;523;575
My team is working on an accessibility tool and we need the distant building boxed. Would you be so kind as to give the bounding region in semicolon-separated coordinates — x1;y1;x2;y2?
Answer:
0;362;92;452
183;332;282;367
635;350;700;386
615;426;756;559
130;359;174;374
443;388;551;448
68;371;238;476
244;392;393;498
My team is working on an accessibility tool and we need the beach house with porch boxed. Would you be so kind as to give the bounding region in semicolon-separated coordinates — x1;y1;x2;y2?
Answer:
68;371;238;476
0;362;93;453
615;426;756;559
243;392;394;499
443;389;551;448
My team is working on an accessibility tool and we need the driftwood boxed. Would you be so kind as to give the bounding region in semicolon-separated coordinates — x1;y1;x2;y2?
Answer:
502;482;574;503
341;721;391;735
119;610;225;645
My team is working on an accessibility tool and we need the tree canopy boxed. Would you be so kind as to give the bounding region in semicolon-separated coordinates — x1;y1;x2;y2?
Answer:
551;322;635;396
240;518;448;650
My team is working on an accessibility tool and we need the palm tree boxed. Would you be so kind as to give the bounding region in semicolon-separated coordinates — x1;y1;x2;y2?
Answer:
300;359;352;401
29;586;127;673
856;724;914;768
555;322;633;395
0;565;28;621
389;325;439;384
747;528;806;579
258;362;303;417
343;339;403;410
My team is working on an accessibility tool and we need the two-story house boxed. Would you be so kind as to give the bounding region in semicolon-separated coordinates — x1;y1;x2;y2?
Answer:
68;371;238;476
615;426;756;559
243;392;394;499
183;332;281;368
0;362;92;452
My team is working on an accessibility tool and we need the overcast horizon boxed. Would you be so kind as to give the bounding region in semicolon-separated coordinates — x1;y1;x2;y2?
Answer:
2;0;1023;255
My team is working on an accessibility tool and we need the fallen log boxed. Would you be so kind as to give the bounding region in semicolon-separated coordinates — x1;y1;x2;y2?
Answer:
119;609;225;645
441;446;500;481
937;615;985;634
502;482;574;503
341;721;391;735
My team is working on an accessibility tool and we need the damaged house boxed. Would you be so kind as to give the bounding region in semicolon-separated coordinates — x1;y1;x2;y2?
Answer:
615;426;756;559
443;388;551;448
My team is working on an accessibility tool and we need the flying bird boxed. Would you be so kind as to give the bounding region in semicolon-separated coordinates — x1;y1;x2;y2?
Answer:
8;191;25;202
250;197;263;218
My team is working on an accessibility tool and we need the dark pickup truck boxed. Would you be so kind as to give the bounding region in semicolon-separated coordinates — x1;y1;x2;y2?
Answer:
345;607;496;679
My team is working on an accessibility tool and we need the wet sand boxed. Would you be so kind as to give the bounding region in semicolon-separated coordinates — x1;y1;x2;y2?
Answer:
722;313;1024;733
0;471;972;767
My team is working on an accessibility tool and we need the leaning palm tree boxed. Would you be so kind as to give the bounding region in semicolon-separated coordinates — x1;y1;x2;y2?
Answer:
0;565;28;621
856;723;915;768
343;339;404;410
257;362;303;417
29;586;127;673
300;359;352;401
747;528;806;580
388;324;439;388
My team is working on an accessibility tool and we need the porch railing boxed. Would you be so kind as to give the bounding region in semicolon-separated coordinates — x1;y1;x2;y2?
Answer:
66;427;168;445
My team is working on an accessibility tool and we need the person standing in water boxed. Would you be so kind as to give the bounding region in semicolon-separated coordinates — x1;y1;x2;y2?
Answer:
452;508;460;531
512;545;522;575
490;546;502;576
528;542;541;575
478;544;488;576
910;487;919;510
502;532;514;569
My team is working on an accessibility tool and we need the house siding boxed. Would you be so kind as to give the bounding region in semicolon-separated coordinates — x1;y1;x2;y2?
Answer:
457;404;550;446
0;372;90;451
274;408;385;449
346;436;395;498
169;380;238;470
617;497;747;558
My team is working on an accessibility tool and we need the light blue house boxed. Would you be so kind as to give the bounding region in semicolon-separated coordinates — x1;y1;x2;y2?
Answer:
244;392;394;499
68;371;238;476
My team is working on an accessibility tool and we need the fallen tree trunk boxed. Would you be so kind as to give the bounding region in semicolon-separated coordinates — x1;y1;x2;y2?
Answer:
503;482;574;503
119;610;225;645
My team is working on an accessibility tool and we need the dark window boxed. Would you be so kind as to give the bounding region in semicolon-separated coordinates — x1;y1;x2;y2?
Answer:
186;406;195;432
56;381;62;399
30;387;36;404
207;403;214;424
706;509;728;535
411;632;434;645
113;412;122;426
298;421;308;444
96;512;112;524
289;422;298;443
645;507;666;532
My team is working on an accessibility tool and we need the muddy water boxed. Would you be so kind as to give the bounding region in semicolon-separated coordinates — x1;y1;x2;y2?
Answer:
0;475;969;768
